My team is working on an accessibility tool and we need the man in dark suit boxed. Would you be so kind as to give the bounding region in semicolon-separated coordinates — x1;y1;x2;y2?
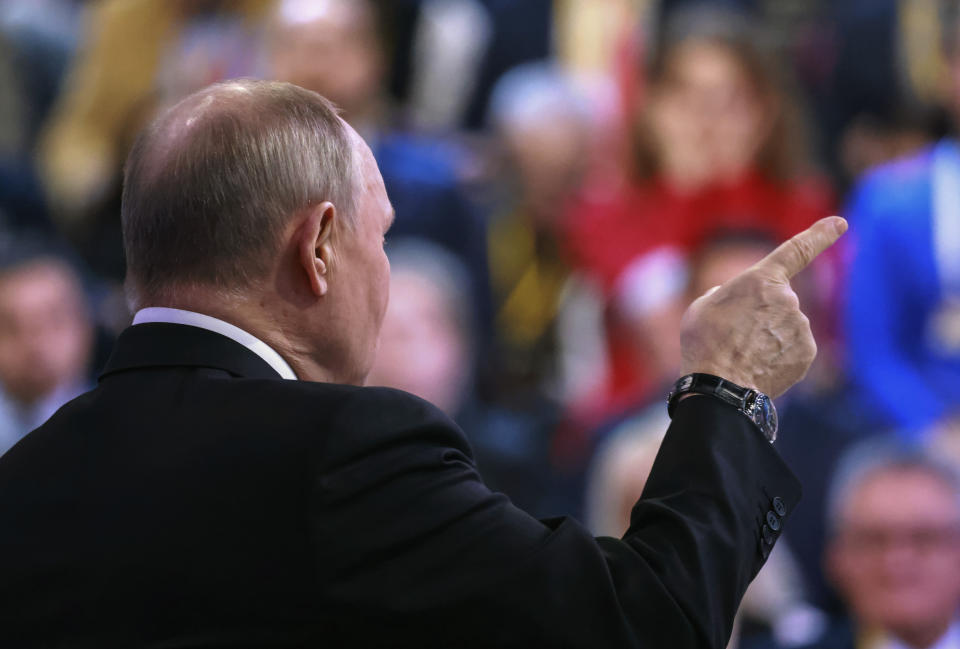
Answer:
0;79;845;648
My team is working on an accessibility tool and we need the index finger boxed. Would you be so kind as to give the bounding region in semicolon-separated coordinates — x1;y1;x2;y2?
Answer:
754;216;848;280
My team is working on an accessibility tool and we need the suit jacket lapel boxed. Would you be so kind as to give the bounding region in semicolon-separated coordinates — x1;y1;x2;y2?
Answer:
99;323;283;381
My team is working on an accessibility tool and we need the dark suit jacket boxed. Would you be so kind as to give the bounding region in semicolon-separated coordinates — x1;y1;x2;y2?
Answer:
0;323;800;648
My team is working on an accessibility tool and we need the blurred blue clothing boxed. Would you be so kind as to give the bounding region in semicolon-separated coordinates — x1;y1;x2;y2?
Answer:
456;396;566;519
845;140;960;435
374;133;493;338
0;157;51;232
743;617;960;649
0;0;79;149
741;617;854;649
0;380;88;456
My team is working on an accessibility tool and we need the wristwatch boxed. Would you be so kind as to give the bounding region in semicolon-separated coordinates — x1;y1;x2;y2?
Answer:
667;373;778;442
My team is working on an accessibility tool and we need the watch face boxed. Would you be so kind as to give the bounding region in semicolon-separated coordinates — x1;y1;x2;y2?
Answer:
756;395;778;439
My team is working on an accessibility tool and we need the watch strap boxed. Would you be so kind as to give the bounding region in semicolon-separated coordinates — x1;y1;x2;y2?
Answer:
667;373;778;442
667;373;753;418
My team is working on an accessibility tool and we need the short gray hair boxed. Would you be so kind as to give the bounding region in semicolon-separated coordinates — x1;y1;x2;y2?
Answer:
122;79;358;305
826;437;960;535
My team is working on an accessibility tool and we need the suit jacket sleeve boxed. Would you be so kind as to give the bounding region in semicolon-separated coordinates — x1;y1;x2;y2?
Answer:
312;388;800;648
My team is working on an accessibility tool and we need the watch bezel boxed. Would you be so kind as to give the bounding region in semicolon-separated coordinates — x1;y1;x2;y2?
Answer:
744;390;778;442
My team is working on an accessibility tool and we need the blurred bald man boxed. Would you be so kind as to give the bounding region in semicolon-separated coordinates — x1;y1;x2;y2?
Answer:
0;79;843;648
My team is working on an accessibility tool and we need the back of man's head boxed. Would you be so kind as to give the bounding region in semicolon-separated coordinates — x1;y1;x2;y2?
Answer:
122;79;357;307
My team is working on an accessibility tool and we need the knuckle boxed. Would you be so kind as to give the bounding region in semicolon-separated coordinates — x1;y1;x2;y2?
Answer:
798;326;816;358
770;286;800;309
760;283;796;310
694;287;719;304
785;290;801;310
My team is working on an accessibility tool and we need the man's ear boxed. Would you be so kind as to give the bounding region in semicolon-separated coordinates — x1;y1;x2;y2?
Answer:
297;201;336;297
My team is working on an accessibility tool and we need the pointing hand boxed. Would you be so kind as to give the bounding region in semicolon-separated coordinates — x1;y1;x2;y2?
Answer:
679;216;848;398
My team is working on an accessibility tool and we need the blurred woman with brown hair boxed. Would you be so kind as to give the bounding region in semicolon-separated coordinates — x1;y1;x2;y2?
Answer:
565;5;834;414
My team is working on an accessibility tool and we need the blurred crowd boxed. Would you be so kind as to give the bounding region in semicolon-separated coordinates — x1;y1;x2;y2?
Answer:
3;0;960;647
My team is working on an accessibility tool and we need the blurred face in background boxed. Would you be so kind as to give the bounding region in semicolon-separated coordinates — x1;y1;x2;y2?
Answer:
502;113;589;227
687;237;771;299
621;236;771;387
646;40;773;192
269;0;384;122
0;261;91;406
828;469;960;646
366;267;469;415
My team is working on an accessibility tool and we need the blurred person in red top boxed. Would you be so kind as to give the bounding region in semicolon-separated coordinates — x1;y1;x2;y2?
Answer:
566;6;833;413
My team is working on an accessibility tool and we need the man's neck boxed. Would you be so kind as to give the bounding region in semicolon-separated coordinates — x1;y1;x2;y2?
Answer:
133;306;297;379
135;299;342;384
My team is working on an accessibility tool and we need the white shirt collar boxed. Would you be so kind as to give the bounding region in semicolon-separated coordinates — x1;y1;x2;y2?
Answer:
132;307;298;380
